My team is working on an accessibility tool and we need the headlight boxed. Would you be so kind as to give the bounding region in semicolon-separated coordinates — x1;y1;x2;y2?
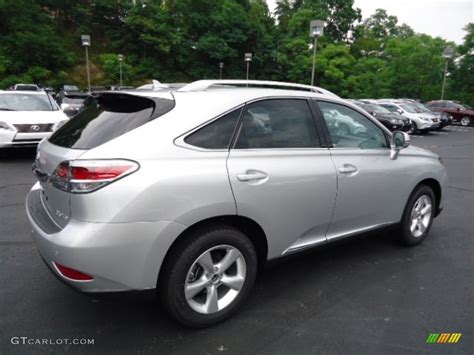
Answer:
389;119;399;124
420;117;430;121
0;121;13;130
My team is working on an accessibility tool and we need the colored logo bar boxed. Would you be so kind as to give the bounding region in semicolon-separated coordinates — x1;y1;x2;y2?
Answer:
426;333;462;343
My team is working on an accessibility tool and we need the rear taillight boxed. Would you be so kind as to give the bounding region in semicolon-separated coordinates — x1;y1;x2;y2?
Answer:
50;159;139;193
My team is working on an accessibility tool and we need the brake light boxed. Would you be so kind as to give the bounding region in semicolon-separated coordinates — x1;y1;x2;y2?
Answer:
50;159;139;193
53;262;94;281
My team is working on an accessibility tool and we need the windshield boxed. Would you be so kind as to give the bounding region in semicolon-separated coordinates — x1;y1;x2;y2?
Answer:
63;97;86;105
63;85;79;91
400;104;419;113
365;104;391;114
0;93;54;111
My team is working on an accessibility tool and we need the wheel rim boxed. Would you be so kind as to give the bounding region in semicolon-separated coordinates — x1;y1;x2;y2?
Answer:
184;245;246;314
408;121;416;134
409;195;433;238
460;117;470;126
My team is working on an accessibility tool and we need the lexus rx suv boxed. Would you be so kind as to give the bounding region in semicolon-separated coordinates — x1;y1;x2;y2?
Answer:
0;91;68;148
378;100;440;133
26;80;447;327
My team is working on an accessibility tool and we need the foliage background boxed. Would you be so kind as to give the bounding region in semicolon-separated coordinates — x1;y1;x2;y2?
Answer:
0;0;472;104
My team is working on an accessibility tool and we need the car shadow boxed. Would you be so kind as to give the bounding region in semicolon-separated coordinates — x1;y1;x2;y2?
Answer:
0;147;36;161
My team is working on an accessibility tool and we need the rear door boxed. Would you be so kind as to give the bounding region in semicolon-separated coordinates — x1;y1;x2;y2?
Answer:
226;98;337;257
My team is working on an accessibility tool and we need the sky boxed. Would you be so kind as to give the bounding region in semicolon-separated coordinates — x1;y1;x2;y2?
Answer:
266;0;473;44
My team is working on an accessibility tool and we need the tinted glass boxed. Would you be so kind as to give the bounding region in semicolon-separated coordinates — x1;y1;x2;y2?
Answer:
0;93;53;111
235;99;319;149
318;101;387;149
184;108;242;149
49;93;174;149
379;104;398;113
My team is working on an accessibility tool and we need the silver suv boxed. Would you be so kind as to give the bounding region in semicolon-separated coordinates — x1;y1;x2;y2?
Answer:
26;80;447;327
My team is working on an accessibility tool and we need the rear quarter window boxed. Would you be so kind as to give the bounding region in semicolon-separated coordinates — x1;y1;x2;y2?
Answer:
49;93;174;149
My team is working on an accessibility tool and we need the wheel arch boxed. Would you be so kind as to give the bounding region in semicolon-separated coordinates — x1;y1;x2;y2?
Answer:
414;178;442;216
157;215;268;285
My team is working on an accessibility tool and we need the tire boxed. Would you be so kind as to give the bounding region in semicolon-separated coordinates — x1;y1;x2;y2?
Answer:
159;225;258;328
460;116;471;126
398;185;436;246
408;121;417;134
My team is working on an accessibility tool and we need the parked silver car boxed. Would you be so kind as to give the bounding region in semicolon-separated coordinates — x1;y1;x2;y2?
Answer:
26;80;447;327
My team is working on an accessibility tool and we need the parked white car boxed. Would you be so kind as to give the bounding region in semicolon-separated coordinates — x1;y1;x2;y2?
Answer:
377;100;440;133
0;91;68;148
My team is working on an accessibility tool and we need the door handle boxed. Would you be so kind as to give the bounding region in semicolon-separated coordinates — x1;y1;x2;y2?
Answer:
338;164;358;174
237;171;268;182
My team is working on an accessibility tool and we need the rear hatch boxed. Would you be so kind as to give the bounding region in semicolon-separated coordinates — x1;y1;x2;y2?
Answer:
33;92;175;229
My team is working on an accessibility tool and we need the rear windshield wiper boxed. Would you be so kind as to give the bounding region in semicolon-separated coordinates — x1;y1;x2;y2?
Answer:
0;108;16;111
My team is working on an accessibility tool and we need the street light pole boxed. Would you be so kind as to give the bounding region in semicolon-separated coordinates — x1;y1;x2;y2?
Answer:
309;20;325;87
219;62;224;80
118;54;124;88
311;36;318;87
244;53;252;84
441;59;448;100
81;35;91;93
441;46;454;100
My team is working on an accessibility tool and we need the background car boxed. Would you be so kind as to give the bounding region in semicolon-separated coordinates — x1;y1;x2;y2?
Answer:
378;100;439;133
11;83;40;91
401;99;451;129
352;101;412;133
0;91;68;148
426;100;474;126
57;92;91;118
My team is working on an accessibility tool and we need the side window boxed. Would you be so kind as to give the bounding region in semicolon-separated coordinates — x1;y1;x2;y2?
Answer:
318;101;388;149
235;99;319;149
184;107;242;149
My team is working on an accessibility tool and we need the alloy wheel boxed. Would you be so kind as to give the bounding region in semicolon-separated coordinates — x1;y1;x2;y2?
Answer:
409;195;433;237
184;245;246;314
460;117;471;126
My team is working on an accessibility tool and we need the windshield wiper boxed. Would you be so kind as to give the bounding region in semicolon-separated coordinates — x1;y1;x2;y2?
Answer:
0;108;16;111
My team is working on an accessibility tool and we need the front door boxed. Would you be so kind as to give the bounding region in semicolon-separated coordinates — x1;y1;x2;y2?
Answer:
315;100;410;241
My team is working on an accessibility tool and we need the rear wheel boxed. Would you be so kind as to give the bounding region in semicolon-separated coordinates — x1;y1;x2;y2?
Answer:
160;226;258;328
460;116;471;126
397;185;436;246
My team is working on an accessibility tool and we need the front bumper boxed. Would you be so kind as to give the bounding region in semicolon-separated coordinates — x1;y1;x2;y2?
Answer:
26;185;187;292
0;131;50;148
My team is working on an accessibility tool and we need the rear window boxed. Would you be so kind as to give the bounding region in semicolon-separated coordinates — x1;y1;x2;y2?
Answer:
49;93;174;149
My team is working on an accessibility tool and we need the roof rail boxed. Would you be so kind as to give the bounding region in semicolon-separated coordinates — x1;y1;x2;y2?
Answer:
177;80;339;98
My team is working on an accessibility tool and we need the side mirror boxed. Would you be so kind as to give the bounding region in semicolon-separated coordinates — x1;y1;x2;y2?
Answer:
397;109;403;115
390;131;410;160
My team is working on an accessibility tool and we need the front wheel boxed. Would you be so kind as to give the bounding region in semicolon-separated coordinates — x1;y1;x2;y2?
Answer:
160;226;258;328
460;116;471;126
407;121;417;134
397;185;436;246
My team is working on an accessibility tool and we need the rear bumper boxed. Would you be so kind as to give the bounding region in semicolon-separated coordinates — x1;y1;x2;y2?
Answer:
26;184;187;292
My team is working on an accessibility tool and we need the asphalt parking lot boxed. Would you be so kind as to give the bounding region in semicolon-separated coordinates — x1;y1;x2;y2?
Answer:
0;126;472;355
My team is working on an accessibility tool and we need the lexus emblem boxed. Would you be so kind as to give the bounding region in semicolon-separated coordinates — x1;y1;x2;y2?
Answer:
30;125;40;132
